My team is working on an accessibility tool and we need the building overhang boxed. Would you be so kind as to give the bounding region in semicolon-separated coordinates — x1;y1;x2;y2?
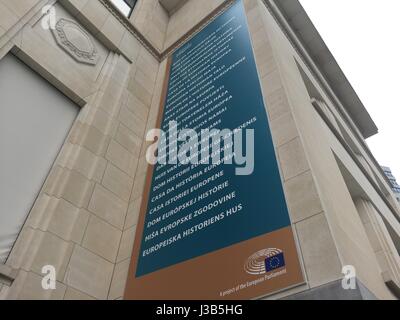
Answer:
269;0;378;139
159;0;188;15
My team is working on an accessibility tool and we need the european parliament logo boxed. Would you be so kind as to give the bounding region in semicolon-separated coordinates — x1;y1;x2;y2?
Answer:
265;252;285;272
244;248;286;275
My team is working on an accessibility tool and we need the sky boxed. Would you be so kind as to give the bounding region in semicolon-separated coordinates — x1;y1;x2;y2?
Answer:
299;0;400;180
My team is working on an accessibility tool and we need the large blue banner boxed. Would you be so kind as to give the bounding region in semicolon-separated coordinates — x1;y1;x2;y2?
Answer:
135;0;292;278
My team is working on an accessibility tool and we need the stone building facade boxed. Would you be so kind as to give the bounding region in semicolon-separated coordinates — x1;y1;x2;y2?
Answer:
382;167;400;203
0;0;399;300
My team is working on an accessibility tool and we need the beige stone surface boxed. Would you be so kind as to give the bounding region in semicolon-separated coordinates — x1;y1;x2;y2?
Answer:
115;123;142;156
131;172;147;201
108;259;130;300
252;34;277;78
44;167;96;209
79;106;119;138
136;156;149;177
64;287;96;300
125;198;142;230
118;105;147;139
278;138;309;181
57;143;107;183
118;31;141;62
32;3;110;80
130;0;167;50
69;122;111;157
0;282;10;300
30;232;74;282
0;2;19;32
284;171;324;223
270;112;298;148
260;69;284;98
5;227;36;271
17;24;100;101
101;15;125;48
125;91;150;122
63;0;89;12
246;2;263;33
0;26;6;41
89;184;128;230
295;213;342;288
1;0;39;19
134;68;156;95
127;77;153;107
47;199;90;244
117;226;137;263
80;0;110;33
265;88;291;121
102;162;134;202
82;215;122;262
136;48;159;82
96;90;125;119
9;271;66;300
64;246;114;300
106;139;139;176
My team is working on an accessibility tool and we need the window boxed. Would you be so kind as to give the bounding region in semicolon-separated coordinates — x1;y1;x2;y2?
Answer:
334;155;400;291
382;167;400;198
0;54;79;263
110;0;137;18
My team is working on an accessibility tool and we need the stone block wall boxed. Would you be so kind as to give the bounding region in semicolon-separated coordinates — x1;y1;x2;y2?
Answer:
0;0;162;300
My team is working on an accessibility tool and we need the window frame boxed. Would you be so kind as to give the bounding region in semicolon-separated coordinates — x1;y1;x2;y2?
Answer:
111;0;138;18
125;0;137;18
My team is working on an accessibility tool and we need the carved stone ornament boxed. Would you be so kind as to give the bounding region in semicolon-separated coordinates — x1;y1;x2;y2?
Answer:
51;18;99;65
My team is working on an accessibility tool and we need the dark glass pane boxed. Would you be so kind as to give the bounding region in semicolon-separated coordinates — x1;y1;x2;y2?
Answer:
124;0;137;8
